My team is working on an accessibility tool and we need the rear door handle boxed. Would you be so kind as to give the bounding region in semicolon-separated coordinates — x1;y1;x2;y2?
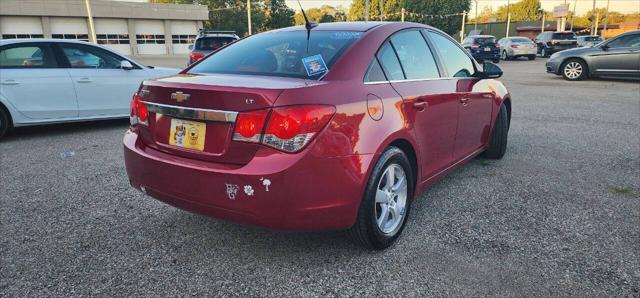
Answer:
460;97;470;106
412;101;428;111
77;77;93;83
1;79;20;85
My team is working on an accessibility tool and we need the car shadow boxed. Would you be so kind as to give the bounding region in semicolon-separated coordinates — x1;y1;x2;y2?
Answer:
2;118;130;141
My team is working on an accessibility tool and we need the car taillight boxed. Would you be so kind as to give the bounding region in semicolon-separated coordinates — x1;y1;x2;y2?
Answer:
495;44;501;48
232;105;335;153
550;39;557;45
532;43;537;48
129;93;148;126
471;44;480;49
189;52;205;63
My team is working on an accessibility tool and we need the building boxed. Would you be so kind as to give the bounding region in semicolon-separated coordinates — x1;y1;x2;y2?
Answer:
0;0;209;55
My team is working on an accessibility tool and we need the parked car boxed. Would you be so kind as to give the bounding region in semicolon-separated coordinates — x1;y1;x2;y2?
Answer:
545;30;640;81
497;36;537;60
461;35;501;63
577;35;604;47
0;39;179;139
188;30;239;65
124;22;511;249
535;31;578;57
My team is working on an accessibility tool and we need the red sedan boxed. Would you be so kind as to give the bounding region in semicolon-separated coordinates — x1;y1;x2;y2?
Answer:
124;22;511;249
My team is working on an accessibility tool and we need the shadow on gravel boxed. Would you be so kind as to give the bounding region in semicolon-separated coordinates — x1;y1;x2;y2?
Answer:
2;119;130;141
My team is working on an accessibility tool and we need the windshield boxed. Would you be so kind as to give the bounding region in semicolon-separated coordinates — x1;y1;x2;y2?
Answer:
195;36;237;51
511;38;531;43
581;36;602;41
189;30;362;79
552;33;576;40
475;37;496;45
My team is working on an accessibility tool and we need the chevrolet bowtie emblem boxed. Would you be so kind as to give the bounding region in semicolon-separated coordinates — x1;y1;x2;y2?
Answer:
171;92;190;103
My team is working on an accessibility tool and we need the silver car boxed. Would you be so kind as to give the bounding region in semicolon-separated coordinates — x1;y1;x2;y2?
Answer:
545;30;640;81
497;37;537;61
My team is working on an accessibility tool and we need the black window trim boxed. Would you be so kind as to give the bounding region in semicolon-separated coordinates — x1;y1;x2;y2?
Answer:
0;42;63;69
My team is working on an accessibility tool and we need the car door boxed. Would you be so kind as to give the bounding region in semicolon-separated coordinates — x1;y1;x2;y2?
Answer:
426;31;494;160
0;42;77;120
378;30;459;179
56;43;149;117
589;33;640;77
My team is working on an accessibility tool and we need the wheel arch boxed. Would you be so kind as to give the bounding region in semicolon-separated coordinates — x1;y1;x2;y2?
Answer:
387;138;418;186
502;96;512;128
0;101;13;129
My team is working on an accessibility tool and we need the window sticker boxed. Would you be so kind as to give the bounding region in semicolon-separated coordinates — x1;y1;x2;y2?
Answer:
302;54;328;77
330;32;363;40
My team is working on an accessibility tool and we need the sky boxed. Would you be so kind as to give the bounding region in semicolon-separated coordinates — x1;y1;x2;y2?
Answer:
119;0;640;15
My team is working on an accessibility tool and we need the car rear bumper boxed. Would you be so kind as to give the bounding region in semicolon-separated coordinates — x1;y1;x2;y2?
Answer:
471;52;500;60
123;129;372;231
508;48;537;56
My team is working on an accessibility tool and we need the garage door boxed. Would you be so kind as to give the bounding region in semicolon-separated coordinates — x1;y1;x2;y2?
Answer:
170;21;197;54
94;18;131;55
51;17;89;41
135;20;166;55
0;16;43;39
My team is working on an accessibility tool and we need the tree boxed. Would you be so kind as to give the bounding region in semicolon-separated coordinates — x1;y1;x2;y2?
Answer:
263;0;295;30
294;5;346;25
348;0;469;36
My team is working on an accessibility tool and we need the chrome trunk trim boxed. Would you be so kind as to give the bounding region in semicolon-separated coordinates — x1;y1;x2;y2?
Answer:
143;101;238;122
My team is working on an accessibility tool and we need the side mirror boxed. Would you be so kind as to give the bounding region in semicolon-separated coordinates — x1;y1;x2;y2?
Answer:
601;44;609;51
479;62;503;79
188;44;194;50
121;60;134;70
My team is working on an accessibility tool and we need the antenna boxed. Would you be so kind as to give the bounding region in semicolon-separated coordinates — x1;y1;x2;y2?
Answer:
297;0;318;31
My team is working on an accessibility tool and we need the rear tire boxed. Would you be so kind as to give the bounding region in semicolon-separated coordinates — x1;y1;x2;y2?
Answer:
528;55;536;61
492;58;500;63
540;47;548;58
501;50;509;61
483;103;509;159
348;146;414;250
0;105;10;140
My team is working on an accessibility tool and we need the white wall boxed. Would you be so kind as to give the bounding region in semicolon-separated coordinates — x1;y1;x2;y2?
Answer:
170;20;197;54
135;19;166;55
0;16;43;35
94;18;131;55
50;17;88;34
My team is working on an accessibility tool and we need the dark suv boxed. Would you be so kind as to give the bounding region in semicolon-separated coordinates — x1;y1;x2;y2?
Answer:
188;30;240;65
535;31;577;57
461;35;501;63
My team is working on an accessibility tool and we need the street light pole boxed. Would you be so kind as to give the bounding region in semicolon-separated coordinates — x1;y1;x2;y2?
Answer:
570;0;577;31
84;0;96;43
474;0;478;31
247;0;252;35
591;0;596;35
365;0;370;22
603;0;610;37
379;0;384;21
505;0;510;38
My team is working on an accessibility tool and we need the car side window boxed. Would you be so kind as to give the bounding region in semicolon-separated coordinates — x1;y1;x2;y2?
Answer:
0;45;57;68
389;30;440;80
426;31;476;78
607;34;640;48
60;44;124;69
364;58;387;82
376;42;405;81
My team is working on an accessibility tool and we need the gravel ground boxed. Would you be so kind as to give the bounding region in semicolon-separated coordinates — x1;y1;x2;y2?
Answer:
1;58;639;296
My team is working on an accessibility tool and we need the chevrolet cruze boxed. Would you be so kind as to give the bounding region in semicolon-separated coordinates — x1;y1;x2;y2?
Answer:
124;22;512;249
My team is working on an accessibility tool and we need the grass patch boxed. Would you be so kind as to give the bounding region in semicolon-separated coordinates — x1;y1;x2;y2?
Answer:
608;186;633;196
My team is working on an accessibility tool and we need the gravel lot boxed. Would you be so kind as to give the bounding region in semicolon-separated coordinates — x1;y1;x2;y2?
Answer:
1;58;639;296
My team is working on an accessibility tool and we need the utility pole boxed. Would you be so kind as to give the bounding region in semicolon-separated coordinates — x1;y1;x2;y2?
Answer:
541;11;545;32
460;11;466;42
505;0;510;38
365;0;370;22
603;0;610;37
379;0;384;21
247;0;252;35
594;10;600;36
591;0;596;35
84;0;96;43
474;0;478;31
570;0;577;31
401;8;405;22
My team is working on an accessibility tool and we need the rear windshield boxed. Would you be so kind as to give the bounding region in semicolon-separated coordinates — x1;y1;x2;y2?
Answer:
511;38;531;43
475;37;496;45
581;36;602;41
189;30;363;79
552;33;576;40
195;36;237;51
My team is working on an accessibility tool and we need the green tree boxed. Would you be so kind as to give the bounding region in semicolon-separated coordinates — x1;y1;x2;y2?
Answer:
263;0;295;30
294;5;347;25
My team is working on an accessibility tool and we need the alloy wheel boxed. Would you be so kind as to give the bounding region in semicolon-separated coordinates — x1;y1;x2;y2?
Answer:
375;164;408;235
502;51;508;60
564;62;583;79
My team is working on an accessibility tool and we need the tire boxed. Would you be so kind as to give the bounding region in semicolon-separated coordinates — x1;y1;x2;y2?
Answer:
492;58;500;63
528;55;536;61
348;146;414;249
561;59;588;81
540;47;548;58
0;105;10;140
483;103;509;159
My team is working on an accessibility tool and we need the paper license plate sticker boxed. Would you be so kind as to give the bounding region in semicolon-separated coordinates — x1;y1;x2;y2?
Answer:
484;47;491;52
169;118;206;151
302;54;328;77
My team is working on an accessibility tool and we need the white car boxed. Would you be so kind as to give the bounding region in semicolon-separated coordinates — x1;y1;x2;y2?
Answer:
0;39;180;138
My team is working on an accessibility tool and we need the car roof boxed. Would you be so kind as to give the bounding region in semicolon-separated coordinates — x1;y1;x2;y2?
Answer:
471;35;496;38
274;21;394;32
0;38;97;46
197;34;239;39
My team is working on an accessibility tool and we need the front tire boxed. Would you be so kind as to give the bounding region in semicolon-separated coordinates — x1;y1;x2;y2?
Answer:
0;106;10;139
483;103;509;159
349;146;414;249
561;59;588;81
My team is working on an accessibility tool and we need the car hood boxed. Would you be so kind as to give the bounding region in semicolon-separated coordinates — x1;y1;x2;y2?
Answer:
555;46;599;56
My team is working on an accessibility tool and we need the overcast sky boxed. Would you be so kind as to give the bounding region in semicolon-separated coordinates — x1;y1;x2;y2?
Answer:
119;0;639;15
